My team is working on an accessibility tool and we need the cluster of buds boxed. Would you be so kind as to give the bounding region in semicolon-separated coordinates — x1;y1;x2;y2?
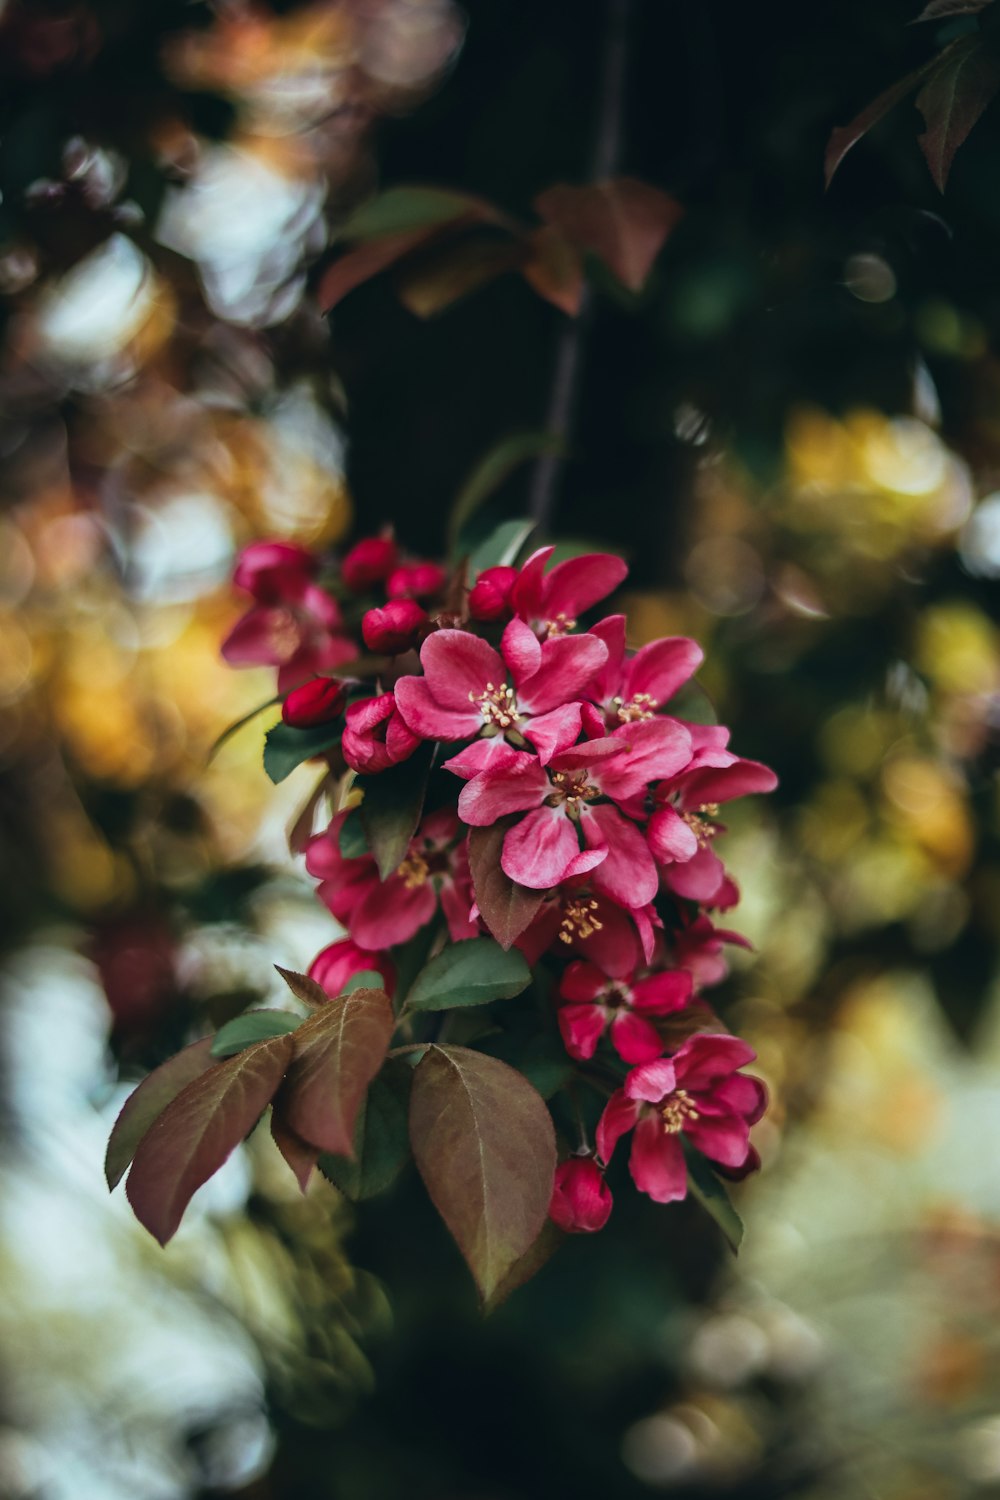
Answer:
223;528;775;1236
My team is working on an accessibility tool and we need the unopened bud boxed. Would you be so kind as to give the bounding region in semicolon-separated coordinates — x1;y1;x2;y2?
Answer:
281;677;347;727
342;536;398;591
362;599;428;655
468;565;518;622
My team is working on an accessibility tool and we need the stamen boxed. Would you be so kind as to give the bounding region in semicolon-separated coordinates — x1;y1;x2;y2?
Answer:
680;803;721;848
468;682;521;729
545;769;599;815
613;692;658;724
543;612;577;639
660;1089;699;1134
559;897;604;944
395;853;430;889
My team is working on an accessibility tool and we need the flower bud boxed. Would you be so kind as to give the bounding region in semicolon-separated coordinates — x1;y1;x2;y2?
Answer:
281;677;347;727
233;540;317;602
342;691;420;774
386;562;447;600
361;598;428;655
548;1157;613;1233
309;938;395;998
468;564;518;622
342;536;398;591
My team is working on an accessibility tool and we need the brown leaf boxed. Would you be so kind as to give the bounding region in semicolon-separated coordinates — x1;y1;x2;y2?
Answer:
534;178;683;292
318;228;438;313
105;1037;215;1190
825;59;936;187
916;34;1000;189
483;1218;564;1315
270;1112;318;1192
468;822;544;950
125;1033;295;1244
275;988;394;1156
409;1045;556;1302
275;964;328;1008
521;225;585;314
395;235;525;318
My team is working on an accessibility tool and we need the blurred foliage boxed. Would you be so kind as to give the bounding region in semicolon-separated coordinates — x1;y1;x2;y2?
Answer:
1;0;1000;1498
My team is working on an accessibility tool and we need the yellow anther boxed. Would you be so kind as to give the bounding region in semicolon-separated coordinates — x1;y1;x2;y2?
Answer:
613;692;658;724
681;804;720;848
395;853;430;889
469;682;521;730
559;897;604;943
543;612;577;638
660;1089;699;1134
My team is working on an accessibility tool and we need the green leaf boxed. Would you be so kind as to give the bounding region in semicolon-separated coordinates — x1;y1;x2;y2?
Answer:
343;969;385;995
407;938;531;1012
105;1038;215;1190
409;1045;556;1302
272;988;394;1156
449;434;563;556
338;808;369;859
468;518;536;577
467;822;544;950
358;743;433;880
263;721;341;784
340;186;495;241
125;1033;295;1244
210;1010;303;1060
318;1058;413;1201
683;1145;745;1254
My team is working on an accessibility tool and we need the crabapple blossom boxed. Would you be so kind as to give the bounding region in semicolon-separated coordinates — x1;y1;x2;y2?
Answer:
549;1157;613;1233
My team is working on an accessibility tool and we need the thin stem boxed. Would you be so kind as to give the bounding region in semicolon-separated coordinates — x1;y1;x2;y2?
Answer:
527;0;632;530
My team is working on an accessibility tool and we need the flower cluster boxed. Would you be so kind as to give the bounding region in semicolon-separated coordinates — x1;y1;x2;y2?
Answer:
224;528;775;1237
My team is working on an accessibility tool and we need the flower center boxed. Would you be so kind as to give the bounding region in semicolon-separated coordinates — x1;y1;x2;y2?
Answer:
660;1089;699;1134
613;692;658;723
469;680;520;729
680;802;720;847
265;608;303;664
545;769;599;817
559;897;604;944
396;853;430;889
543;612;577;638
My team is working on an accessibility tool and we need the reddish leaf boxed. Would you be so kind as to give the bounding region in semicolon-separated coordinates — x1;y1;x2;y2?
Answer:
916;34;1000;188
483;1218;564;1315
468;823;544;950
318;228;438;313
271;1112;318;1192
274;964;327;1008
125;1033;295;1244
339;185;502;240
521;226;585;314
105;1037;215;1190
409;1045;556;1302
912;0;991;20
825;59;936;187
274;988;394;1157
534;178;683;292
396;236;524;318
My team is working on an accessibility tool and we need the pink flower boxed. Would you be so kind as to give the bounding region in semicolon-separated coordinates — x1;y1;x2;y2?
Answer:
394;619;608;757
587;615;704;727
308;938;396;997
468;565;518;622
597;1035;767;1204
510;546;628;638
342;536;398;591
362;599;429;655
387;562;446;599
549;1157;613;1233
281;677;347;727
557;960;692;1064
516;888;661;975
672;914;751;989
455;719;692;902
341;693;421;774
222;540;357;691
305;810;475;950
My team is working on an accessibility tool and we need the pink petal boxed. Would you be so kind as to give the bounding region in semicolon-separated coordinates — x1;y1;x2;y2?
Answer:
299;582;343;631
710;1074;768;1124
518;633;609;715
680;757;778;806
673;1033;757;1090
548;1158;613;1233
550;735;631;770
562;846;608;879
501;805;582;889
584;900;644;977
632;903;660;965
385;709;421;763
662;844;727;903
419;629;505;711
308;938;395;998
510;545;553;623
440;876;480;943
443;738;524;779
457;758;547;826
559;960;610;1003
541;552;628;621
582;804;659;908
500;617;542;687
513;900;563;966
596;1089;640;1163
221;606;300;667
647;805;700;864
624;636;703;706
630;970;693;1015
610;1011;665;1065
629;1115;688;1203
394;675;481;740
586;614;627;702
557;1002;608;1060
625;1058;677;1103
685;1114;751;1169
580;701;607;738
350;873;437;948
522;703;583;765
597;718;693;801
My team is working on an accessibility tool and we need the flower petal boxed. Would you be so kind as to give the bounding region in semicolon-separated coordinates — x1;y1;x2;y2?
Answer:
630;970;693;1015
597;718;693;801
350;873;437;949
221;606;300;667
542;552;628;621
394;675;481;739
559;960;610;1003
680;757;778;806
629;1115;687;1203
518;633;609;715
625;1058;677;1103
522;702;583;764
582;804;659;908
662;844;727;903
501;805;582;889
549;1158;613;1233
500;617;542;687
647;805;700;864
596;1088;640;1163
442;738;523;779
419;629;506;710
557;1002;608;1061
610;1011;665;1065
685;1114;751;1169
457;757;548;826
673;1033;757;1090
587;614;627;703
624;636;703;706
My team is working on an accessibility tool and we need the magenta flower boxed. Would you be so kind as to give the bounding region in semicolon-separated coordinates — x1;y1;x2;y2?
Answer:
455;718;692;902
342;535;398;591
548;1157;613;1233
361;599;429;655
468;565;518;622
308;938;396;998
281;677;347;728
672;914;752;989
557;959;692;1064
587;615;704;727
510;545;628;638
597;1035;766;1203
387;561;447;599
515;887;661;976
341;692;421;774
222;540;356;691
394;619;608;760
306;809;475;951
